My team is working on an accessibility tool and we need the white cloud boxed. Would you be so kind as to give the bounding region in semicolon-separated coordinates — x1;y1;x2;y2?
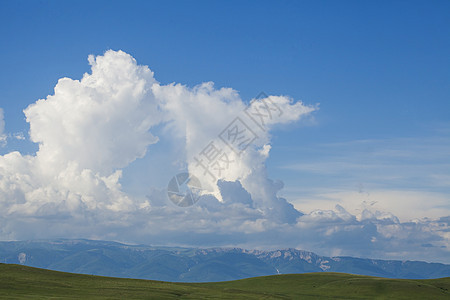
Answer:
0;49;313;227
280;136;450;223
153;78;314;215
293;206;449;263
291;190;450;222
0;50;159;218
0;50;448;264
12;132;25;140
25;50;160;175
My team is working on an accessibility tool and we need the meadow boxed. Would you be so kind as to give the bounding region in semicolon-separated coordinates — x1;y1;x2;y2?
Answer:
1;263;449;299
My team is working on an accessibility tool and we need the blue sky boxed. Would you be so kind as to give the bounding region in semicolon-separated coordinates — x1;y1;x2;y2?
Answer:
0;0;449;263
2;0;450;138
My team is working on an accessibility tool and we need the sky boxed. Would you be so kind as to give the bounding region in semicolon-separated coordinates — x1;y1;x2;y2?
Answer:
0;0;449;263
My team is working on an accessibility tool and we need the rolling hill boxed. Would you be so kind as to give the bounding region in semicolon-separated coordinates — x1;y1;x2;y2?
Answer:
0;263;449;299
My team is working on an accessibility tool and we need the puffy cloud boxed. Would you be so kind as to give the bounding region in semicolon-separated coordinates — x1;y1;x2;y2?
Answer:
291;206;449;262
0;50;159;218
0;50;448;264
25;50;160;175
152;76;313;218
0;49;312;228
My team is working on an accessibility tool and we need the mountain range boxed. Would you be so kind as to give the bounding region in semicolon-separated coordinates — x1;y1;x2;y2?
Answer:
0;239;448;282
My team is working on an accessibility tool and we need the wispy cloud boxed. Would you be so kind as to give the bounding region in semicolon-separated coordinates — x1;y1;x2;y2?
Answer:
278;136;450;225
281;136;450;190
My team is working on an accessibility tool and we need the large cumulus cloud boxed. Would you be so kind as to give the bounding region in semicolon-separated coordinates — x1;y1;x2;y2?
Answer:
0;50;448;263
25;51;160;175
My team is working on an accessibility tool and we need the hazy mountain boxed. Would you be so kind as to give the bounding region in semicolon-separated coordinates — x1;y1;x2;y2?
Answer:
0;239;448;282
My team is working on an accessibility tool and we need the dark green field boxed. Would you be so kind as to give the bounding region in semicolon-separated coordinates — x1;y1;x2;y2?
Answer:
0;263;449;299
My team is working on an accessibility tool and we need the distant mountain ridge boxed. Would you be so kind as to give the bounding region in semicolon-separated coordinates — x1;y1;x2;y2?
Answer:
0;239;448;282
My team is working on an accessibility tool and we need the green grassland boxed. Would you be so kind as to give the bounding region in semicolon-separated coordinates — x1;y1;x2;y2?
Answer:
0;263;449;299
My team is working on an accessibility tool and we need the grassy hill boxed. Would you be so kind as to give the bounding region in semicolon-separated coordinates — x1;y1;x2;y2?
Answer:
0;263;449;299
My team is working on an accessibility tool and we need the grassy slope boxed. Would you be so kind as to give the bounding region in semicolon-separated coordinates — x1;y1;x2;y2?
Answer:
0;263;449;299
